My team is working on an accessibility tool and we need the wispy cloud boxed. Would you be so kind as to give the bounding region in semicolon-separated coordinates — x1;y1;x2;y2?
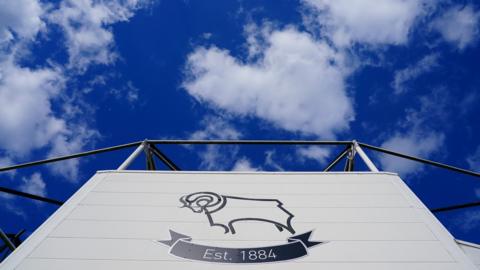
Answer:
431;5;480;51
391;54;439;94
232;158;259;171
189;115;242;170
0;0;149;182
296;146;331;165
49;0;152;72
19;172;47;197
378;89;448;176
302;0;431;47
264;150;285;171
0;0;45;43
467;145;480;172
455;209;480;233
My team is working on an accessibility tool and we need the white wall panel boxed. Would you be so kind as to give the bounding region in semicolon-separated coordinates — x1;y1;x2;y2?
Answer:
50;219;436;241
17;258;463;270
69;205;420;222
0;171;476;270
81;192;411;207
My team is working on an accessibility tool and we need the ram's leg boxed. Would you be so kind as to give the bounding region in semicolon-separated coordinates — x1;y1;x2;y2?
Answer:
228;223;236;234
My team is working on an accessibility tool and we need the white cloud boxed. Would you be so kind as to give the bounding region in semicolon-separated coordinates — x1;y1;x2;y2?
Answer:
189;116;241;170
47;125;99;181
0;0;45;43
379;130;444;176
378;90;447;176
0;56;98;181
431;5;480;50
0;0;148;181
456;209;480;233
110;81;140;104
49;0;150;71
0;58;65;157
184;27;353;138
302;0;430;47
190;115;242;141
264;150;284;171
0;193;27;218
232;158;259;171
19;172;47;197
467;145;480;172
0;156;15;177
296;146;331;165
392;53;439;94
0;172;47;216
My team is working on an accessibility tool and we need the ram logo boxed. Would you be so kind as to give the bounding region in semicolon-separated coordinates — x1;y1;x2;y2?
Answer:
180;191;295;234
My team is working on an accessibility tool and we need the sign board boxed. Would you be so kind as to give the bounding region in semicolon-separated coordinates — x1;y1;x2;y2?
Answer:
1;171;477;269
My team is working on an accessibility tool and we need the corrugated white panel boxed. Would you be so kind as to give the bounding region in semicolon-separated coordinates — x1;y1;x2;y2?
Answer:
50;219;436;240
27;238;451;262
16;259;464;270
69;205;420;222
81;192;411;207
0;171;477;270
458;240;480;269
94;181;398;194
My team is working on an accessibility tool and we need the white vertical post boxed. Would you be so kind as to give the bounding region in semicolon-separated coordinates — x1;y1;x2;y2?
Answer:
117;142;146;170
353;140;379;172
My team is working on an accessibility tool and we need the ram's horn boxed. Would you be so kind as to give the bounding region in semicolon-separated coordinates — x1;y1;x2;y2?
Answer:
182;191;224;213
179;195;187;208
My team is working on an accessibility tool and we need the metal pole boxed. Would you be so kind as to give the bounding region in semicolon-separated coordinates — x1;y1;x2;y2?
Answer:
150;145;181;171
354;141;379;172
149;139;351;146
323;146;351;171
344;144;355;171
0;186;63;206
359;142;480;178
0;141;142;173
0;228;15;251
117;142;146;170
144;142;156;171
431;201;480;213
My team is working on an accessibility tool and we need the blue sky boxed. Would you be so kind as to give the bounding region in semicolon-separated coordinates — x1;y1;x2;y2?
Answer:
0;0;480;248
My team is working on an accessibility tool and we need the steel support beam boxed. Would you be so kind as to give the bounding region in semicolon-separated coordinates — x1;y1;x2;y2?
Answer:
431;201;480;213
0;229;15;252
149;140;351;146
344;144;356;172
0;186;63;206
144;142;156;171
0;141;142;173
359;142;480;178
150;145;181;171
117;142;145;170
354;141;379;172
323;145;351;172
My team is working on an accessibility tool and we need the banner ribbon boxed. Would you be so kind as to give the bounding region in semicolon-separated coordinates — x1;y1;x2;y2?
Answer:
159;230;323;263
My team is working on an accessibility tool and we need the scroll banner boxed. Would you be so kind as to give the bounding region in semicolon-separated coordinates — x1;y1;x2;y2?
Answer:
159;230;323;264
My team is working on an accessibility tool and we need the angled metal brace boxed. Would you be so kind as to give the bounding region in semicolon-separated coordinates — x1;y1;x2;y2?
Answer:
0;186;63;206
0;228;15;252
353;140;379;172
324;145;351;172
344;143;356;172
150;144;181;171
431;201;480;213
143;142;157;171
0;141;142;173
117;142;146;170
359;142;480;178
